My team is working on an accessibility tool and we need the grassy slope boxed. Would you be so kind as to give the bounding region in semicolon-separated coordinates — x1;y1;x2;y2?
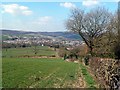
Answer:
2;46;96;88
2;58;79;88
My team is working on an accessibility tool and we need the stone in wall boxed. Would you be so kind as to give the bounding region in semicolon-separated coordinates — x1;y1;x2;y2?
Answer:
89;57;120;89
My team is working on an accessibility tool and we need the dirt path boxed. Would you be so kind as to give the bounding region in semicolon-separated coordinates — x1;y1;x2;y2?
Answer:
59;64;86;88
72;65;86;88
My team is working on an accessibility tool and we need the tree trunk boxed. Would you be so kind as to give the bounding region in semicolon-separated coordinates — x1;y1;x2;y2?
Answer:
89;40;94;56
89;46;93;56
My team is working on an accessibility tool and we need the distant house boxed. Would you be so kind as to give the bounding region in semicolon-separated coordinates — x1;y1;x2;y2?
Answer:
42;44;44;46
66;48;73;51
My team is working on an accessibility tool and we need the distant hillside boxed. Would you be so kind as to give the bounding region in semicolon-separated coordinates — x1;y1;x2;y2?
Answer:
2;30;36;35
40;32;82;40
1;30;82;40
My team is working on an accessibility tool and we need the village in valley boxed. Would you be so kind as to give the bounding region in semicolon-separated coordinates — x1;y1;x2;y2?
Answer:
2;31;83;47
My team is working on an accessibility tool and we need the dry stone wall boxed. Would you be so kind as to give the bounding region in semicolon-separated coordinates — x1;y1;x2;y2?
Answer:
89;57;120;89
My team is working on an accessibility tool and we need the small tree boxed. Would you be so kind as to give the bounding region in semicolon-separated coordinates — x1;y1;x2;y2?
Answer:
31;37;39;55
58;47;68;58
33;44;38;55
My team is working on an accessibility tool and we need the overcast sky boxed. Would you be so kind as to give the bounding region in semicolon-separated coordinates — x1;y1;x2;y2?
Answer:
0;0;119;32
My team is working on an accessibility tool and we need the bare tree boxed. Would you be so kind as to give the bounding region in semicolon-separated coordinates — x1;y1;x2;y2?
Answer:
66;7;111;55
30;37;39;55
118;1;120;43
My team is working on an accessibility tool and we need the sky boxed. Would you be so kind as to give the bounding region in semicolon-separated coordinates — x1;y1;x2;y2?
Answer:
0;0;119;32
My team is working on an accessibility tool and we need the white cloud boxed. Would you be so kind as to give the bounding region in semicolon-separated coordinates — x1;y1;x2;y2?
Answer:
82;0;99;7
22;11;32;16
1;15;66;32
34;16;52;25
1;4;32;15
60;2;76;9
29;16;65;32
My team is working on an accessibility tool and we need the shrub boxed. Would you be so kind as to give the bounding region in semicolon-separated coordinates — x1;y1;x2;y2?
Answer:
84;54;91;65
113;43;120;60
58;48;68;57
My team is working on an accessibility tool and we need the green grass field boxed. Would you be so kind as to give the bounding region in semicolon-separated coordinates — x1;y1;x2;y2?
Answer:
2;46;55;58
2;58;79;88
2;46;96;88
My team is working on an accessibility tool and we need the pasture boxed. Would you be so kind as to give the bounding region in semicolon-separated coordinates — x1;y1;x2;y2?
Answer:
2;46;56;58
2;46;96;88
3;58;80;88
